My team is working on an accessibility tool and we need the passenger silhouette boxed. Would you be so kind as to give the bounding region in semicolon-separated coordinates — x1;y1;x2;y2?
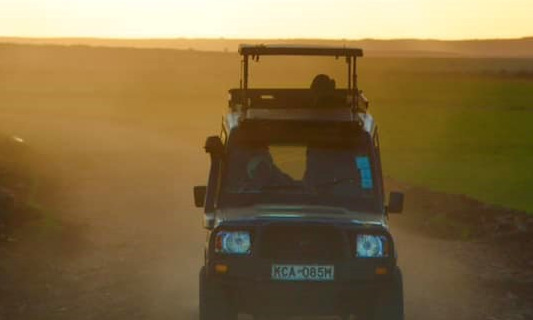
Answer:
310;74;336;107
310;74;336;93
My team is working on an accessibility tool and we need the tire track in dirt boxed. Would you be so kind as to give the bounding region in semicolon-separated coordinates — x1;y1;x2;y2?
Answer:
0;113;206;319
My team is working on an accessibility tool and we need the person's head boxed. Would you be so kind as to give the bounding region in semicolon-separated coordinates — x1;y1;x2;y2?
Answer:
310;74;336;93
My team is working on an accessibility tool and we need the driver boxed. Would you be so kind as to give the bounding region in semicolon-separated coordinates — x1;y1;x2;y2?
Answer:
244;148;293;190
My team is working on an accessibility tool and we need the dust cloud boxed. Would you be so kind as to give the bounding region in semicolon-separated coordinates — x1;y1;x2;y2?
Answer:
0;110;508;320
0;43;527;320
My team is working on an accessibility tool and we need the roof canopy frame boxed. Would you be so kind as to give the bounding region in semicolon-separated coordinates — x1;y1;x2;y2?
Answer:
238;45;364;110
239;45;363;58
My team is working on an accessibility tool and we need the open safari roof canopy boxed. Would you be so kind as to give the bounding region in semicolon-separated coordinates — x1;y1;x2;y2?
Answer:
238;44;363;94
230;44;369;125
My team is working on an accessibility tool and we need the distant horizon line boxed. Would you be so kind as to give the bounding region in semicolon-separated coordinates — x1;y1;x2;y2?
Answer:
1;35;533;42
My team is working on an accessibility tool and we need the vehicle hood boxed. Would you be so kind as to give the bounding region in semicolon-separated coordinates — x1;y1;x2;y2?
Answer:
212;204;387;228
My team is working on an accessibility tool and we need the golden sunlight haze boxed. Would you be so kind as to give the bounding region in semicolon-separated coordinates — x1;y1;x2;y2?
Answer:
1;0;532;39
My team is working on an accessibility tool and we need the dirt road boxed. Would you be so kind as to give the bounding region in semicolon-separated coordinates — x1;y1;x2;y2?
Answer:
0;113;525;320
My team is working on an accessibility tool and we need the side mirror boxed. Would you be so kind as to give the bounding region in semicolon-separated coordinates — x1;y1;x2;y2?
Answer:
205;136;224;156
388;191;404;214
193;186;207;208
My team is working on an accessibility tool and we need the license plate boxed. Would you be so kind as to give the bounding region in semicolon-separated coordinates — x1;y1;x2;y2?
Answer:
271;264;334;281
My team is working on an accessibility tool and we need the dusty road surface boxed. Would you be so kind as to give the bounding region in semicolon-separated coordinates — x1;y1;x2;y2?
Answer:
0;112;525;320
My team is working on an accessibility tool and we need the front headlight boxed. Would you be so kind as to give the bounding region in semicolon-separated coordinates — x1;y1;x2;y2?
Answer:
356;234;388;258
215;231;251;255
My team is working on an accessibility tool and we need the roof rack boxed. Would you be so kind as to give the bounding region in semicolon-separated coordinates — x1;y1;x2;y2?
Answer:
231;44;368;125
238;45;363;93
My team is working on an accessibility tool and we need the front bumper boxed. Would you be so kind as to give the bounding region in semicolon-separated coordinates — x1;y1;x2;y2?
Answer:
207;259;398;316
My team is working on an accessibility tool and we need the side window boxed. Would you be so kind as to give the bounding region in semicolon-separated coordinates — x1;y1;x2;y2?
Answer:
220;127;228;145
373;129;384;195
373;129;380;150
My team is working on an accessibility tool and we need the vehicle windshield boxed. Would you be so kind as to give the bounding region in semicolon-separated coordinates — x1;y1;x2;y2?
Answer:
219;124;381;212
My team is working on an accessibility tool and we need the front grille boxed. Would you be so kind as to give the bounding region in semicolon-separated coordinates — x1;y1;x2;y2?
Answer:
259;224;345;261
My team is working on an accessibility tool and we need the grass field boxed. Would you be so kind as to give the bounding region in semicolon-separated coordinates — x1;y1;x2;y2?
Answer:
366;75;533;213
1;44;532;213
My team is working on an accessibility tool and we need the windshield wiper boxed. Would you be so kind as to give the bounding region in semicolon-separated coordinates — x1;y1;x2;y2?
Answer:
315;177;360;189
260;184;307;192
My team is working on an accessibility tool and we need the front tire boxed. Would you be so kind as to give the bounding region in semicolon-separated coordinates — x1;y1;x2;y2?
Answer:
199;267;238;320
372;267;404;320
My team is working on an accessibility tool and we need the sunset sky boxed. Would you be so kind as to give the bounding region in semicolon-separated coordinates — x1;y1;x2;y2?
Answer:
1;0;532;40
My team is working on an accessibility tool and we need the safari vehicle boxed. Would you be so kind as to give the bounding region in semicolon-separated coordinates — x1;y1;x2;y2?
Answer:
194;45;405;320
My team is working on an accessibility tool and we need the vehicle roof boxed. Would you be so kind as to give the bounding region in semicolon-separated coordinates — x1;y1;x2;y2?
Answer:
239;44;363;57
224;111;376;136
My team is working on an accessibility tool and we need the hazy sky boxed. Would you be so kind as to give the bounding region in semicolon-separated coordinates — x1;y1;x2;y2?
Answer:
1;0;532;39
